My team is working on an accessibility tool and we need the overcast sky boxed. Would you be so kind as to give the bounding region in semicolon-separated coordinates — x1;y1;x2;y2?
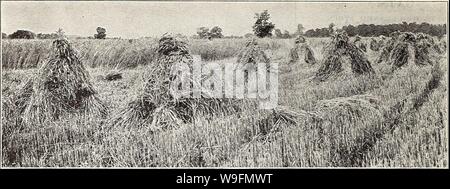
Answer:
1;1;447;39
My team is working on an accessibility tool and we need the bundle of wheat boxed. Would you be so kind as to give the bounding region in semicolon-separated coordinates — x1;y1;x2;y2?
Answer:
235;38;272;83
314;32;375;81
414;33;439;65
256;107;318;137
438;34;447;50
388;32;416;68
104;71;123;81
428;35;446;55
381;32;440;71
376;32;401;64
317;94;383;115
354;35;367;52
315;94;385;166
13;39;107;125
288;35;317;65
236;38;270;64
437;35;447;54
109;35;247;130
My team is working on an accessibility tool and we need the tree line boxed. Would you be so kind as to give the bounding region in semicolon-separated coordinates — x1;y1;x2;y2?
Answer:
251;10;446;39
327;22;445;38
2;10;446;40
2;27;108;39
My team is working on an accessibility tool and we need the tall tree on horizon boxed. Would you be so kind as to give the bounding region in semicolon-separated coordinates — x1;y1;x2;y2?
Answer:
253;10;275;38
94;27;106;39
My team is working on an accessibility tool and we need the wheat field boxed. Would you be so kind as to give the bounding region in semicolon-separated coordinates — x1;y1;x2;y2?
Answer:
1;37;448;167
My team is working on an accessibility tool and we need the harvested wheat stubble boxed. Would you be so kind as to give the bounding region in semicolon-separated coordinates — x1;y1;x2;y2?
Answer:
220;107;321;167
288;35;317;65
314;32;375;81
12;39;107;125
336;63;444;167
378;32;441;71
109;35;247;131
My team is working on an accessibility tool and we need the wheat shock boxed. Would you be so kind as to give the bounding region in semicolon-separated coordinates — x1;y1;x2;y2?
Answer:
176;173;210;186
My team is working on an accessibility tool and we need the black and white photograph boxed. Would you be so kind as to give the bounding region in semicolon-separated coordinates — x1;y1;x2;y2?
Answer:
0;0;448;181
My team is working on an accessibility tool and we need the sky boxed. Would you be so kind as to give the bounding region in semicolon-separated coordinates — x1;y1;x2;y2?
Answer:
1;1;448;39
